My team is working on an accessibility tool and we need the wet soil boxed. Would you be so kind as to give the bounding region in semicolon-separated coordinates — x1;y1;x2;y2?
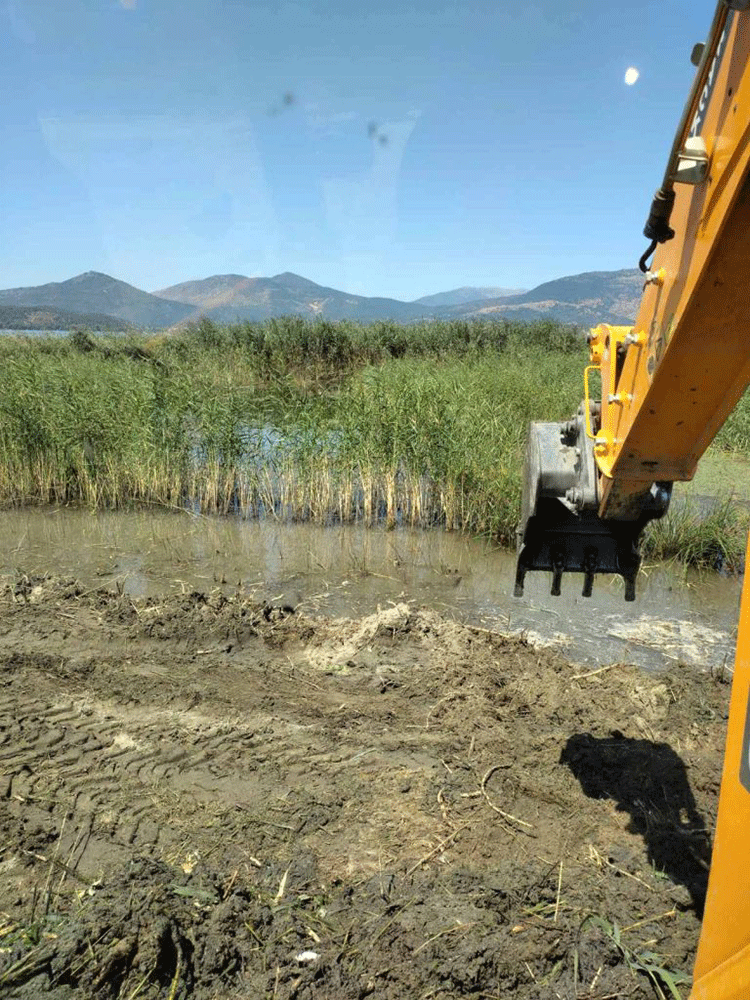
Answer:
0;508;740;672
0;575;730;999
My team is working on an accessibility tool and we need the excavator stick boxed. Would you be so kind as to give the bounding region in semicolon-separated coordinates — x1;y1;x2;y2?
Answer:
514;408;671;601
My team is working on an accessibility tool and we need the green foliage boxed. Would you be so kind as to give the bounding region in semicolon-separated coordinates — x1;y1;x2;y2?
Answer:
323;350;582;540
0;319;585;530
576;914;689;1000
0;317;746;568
643;495;748;571
160;314;576;375
715;388;750;452
0;348;164;506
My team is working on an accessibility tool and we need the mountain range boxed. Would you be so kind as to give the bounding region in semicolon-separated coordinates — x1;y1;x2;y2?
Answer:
0;271;191;329
413;286;527;307
153;272;431;324
435;269;644;326
0;268;645;331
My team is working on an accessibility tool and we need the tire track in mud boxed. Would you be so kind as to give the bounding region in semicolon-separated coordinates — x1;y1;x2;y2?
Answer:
0;679;278;872
0;577;733;999
0;595;450;887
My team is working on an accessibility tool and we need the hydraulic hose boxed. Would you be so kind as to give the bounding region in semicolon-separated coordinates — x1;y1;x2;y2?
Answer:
639;0;734;271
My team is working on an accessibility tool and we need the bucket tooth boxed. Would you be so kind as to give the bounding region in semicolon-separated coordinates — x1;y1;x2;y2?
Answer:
551;549;564;596
582;547;597;598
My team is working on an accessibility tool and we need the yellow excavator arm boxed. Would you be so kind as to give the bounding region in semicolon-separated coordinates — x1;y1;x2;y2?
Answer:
516;3;750;996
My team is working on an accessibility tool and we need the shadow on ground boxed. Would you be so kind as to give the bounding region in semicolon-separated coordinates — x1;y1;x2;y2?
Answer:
560;731;712;916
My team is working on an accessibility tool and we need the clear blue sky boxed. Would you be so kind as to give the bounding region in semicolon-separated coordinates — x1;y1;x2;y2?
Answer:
2;0;710;299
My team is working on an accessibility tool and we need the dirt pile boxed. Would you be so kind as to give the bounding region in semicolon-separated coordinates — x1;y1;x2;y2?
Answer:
0;575;730;998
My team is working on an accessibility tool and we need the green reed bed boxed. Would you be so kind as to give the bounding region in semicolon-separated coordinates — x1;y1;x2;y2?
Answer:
715;390;750;453
646;389;750;569
0;321;581;539
0;317;748;567
171;314;582;368
644;496;748;572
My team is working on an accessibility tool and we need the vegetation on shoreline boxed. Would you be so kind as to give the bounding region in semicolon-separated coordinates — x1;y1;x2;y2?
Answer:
644;495;747;572
1;317;748;569
0;304;131;332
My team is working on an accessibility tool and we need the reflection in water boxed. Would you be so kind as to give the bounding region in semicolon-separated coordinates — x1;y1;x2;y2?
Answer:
0;507;741;672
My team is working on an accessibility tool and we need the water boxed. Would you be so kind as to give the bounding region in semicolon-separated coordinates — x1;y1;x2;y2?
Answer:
0;507;741;672
0;329;69;336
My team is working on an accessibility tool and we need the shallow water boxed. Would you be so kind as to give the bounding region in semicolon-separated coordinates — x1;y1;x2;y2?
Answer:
0;328;69;336
0;507;742;672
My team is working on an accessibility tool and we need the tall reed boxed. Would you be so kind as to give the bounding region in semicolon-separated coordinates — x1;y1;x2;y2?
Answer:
0;319;747;567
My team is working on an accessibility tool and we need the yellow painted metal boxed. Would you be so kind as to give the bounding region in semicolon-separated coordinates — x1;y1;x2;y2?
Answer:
583;365;600;440
598;11;750;518
627;330;647;347
593;430;613;460
587;324;631;478
648;267;666;287
689;530;750;999
588;325;606;366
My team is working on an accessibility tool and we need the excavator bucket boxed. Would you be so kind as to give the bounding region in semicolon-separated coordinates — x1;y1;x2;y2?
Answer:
513;413;671;601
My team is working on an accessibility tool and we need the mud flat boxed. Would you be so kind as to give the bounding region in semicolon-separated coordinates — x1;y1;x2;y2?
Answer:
0;509;740;672
0;575;729;999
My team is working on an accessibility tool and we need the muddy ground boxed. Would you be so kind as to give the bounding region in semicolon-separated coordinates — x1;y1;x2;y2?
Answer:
0;575;730;999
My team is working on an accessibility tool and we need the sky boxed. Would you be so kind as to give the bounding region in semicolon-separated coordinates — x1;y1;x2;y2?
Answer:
1;0;711;300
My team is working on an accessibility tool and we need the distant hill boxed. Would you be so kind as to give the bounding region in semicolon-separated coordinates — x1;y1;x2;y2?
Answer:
158;269;643;326
155;272;431;324
0;304;131;332
435;269;643;327
0;272;194;328
413;286;527;307
0;268;644;330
